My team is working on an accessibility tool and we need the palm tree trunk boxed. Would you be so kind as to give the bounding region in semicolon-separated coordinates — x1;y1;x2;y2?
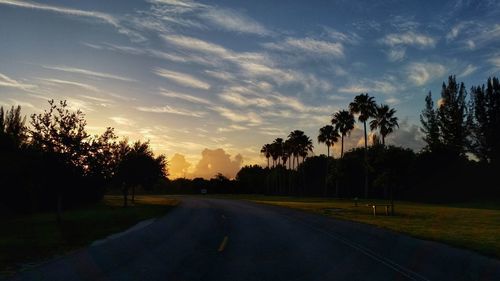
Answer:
327;145;330;158
382;135;385;146
267;157;269;168
341;135;344;158
363;121;369;199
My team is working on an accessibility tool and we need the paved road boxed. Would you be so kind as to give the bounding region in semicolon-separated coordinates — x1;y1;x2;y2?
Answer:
8;198;500;281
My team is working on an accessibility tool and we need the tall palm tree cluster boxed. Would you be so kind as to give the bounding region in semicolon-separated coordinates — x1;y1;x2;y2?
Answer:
318;93;399;198
260;130;314;170
318;93;399;159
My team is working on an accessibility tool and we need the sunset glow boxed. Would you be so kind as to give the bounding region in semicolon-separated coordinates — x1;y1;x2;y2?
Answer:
1;0;498;178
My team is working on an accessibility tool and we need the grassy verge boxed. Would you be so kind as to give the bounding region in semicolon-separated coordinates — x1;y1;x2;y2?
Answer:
217;195;500;258
0;195;179;275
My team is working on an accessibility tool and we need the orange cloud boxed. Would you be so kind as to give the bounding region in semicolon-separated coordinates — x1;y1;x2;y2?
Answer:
192;148;243;179
169;153;191;179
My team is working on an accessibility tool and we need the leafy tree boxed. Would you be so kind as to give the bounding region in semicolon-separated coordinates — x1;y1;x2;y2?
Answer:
331;109;355;158
29;100;90;222
420;91;441;152
318;125;339;158
437;76;470;157
370;104;398;146
349;93;376;198
30;100;89;168
0;105;27;148
115;140;167;207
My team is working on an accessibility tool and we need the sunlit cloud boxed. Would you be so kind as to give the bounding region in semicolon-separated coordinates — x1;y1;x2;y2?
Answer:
457;64;478;78
137;105;206;117
0;73;36;91
218;124;248;132
0;0;145;42
379;31;437;48
148;0;271;36
386;47;406;62
199;7;271;36
211;106;262;125
192;148;243;179
406;62;446;86
42;65;136;82
154;68;211;90
160;88;212;105
110;116;136;126
263;37;344;58
39;78;99;92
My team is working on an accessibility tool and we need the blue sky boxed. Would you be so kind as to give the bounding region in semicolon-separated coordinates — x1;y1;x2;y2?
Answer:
0;0;499;178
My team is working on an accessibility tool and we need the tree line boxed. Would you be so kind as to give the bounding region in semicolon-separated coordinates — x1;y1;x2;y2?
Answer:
231;75;499;202
0;100;167;217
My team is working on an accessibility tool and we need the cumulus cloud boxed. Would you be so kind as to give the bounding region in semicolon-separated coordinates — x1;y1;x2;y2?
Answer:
386;119;425;151
191;148;243;179
169;153;191;179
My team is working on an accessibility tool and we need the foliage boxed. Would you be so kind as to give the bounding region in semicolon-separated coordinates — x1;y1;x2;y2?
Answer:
469;77;500;165
0;100;168;214
420;91;441;152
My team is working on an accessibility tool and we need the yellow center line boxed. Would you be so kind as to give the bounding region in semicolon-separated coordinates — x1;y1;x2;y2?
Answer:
218;236;229;252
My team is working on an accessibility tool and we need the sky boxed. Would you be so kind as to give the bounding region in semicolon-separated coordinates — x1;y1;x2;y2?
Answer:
0;0;499;179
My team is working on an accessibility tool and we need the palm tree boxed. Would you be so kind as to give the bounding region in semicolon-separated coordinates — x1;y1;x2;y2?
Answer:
370;104;399;146
271;138;284;167
349;93;377;150
349;93;376;198
287;130;313;168
331;110;355;158
298;134;314;164
318;125;339;158
260;143;272;168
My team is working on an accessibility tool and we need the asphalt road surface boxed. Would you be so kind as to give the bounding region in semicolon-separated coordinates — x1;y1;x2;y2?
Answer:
8;197;500;281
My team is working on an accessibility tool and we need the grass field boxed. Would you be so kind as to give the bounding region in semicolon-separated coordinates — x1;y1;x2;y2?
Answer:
0;195;179;276
216;195;500;258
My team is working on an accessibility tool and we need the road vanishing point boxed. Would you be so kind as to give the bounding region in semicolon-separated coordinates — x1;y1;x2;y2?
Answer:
8;197;500;281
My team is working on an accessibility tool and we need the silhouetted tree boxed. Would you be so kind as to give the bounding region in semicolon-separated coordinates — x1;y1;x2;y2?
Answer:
318;125;339;158
420;91;441;152
331;109;355;159
349;93;376;198
437;76;470;157
260;144;272;168
115;140;167;207
370;104;398;146
470;77;500;164
30;100;90;222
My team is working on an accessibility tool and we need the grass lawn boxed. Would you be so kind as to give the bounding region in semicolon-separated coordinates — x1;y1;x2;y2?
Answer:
0;195;178;276
219;195;500;259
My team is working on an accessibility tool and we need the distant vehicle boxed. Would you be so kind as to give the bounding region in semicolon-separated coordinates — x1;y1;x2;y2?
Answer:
201;189;207;195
